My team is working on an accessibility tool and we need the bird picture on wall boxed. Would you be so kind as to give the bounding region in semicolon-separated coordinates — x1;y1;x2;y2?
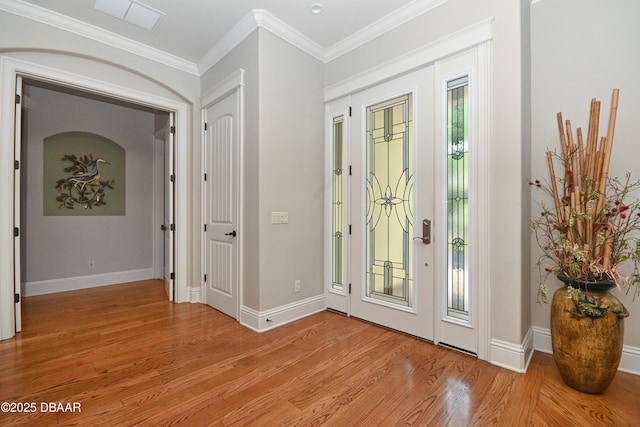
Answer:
55;154;115;210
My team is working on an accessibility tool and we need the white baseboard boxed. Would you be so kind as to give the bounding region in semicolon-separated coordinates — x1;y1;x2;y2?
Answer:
532;326;640;376
189;285;202;303
489;327;535;373
22;268;155;296
240;294;326;332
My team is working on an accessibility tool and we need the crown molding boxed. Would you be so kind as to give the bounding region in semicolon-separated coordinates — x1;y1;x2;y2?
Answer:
197;9;325;75
0;0;199;75
254;9;325;61
2;0;454;76
196;10;258;75
324;0;450;62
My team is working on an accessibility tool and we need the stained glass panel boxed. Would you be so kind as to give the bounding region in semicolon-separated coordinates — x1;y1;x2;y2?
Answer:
446;76;470;321
331;115;345;292
365;94;413;307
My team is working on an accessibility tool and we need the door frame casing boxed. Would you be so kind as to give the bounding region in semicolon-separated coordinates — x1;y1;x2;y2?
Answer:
0;56;190;340
323;20;492;361
200;69;244;319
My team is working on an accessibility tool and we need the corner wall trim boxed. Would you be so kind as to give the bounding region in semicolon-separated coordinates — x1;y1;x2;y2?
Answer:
490;327;534;373
240;295;326;333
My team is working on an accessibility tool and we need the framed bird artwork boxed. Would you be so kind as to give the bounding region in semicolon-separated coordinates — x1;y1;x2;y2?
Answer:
43;132;125;216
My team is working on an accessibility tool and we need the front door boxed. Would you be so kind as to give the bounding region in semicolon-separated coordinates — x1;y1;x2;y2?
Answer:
350;68;435;340
203;91;240;319
327;56;483;355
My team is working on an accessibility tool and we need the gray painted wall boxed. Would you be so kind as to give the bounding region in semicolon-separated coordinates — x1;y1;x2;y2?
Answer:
531;0;640;347
22;84;157;285
200;29;325;311
257;30;325;310
201;31;261;310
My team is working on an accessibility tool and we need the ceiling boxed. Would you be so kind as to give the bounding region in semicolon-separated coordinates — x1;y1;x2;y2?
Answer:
4;0;444;73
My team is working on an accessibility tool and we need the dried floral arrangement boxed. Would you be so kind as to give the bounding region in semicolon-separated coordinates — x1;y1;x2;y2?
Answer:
531;89;640;303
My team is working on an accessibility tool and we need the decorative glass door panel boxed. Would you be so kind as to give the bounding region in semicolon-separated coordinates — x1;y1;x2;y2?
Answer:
366;94;414;308
331;115;345;292
349;66;434;341
446;76;470;322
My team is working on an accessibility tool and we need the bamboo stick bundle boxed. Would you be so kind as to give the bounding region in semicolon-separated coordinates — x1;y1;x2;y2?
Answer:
539;89;625;283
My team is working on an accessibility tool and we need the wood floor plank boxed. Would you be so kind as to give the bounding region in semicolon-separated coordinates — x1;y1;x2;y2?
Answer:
0;279;639;426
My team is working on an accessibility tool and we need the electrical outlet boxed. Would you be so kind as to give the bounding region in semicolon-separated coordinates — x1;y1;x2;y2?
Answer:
294;280;301;293
88;259;95;269
272;211;289;224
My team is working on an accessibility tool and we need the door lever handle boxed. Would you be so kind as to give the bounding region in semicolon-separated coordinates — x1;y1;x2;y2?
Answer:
413;219;431;244
225;230;237;237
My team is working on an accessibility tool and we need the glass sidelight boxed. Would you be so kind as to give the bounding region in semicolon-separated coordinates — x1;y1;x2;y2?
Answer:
446;76;470;321
365;93;414;307
331;115;345;292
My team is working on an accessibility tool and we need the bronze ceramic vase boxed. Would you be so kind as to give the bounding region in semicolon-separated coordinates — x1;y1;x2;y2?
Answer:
550;275;628;394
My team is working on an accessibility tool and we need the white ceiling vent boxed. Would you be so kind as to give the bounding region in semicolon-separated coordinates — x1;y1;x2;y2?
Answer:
93;0;165;31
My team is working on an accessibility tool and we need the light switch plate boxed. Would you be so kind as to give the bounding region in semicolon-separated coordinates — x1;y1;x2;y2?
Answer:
272;211;288;224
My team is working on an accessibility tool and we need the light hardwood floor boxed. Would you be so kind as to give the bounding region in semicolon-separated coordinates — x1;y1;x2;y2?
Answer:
0;280;638;426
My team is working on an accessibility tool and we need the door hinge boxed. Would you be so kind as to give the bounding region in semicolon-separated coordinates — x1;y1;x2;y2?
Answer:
170;272;175;280
14;160;20;170
349;106;352;117
170;224;175;231
349;224;352;235
170;174;175;183
204;173;207;181
170;125;176;134
204;122;208;131
204;224;207;232
348;283;352;294
15;94;21;104
349;165;352;176
204;274;207;283
15;293;20;303
14;227;19;237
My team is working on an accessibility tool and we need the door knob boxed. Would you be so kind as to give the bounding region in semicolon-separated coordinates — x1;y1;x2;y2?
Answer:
225;230;237;237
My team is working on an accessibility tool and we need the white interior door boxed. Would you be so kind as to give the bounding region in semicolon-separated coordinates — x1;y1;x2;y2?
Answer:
203;91;240;319
163;113;175;301
350;67;435;340
13;75;22;332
